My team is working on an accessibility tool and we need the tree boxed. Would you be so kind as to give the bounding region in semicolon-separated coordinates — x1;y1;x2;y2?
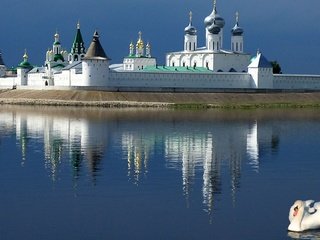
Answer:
270;61;282;74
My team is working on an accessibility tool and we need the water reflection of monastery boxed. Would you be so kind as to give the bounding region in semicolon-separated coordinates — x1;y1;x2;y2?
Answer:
0;110;278;211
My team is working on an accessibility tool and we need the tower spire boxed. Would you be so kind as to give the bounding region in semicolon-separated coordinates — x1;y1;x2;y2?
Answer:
236;11;239;24
69;21;86;63
23;49;28;61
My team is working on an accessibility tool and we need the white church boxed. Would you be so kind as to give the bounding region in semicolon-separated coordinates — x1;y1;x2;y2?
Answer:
1;0;320;91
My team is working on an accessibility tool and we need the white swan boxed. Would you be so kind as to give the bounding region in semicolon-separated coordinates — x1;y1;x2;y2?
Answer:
288;200;320;232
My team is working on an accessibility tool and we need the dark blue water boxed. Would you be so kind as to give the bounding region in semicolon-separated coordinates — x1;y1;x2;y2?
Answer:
1;106;320;240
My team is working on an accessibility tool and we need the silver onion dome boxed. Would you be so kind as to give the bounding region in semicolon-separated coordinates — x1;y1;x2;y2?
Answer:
231;23;244;36
231;12;244;36
207;21;221;34
185;11;197;36
184;23;197;36
204;1;225;29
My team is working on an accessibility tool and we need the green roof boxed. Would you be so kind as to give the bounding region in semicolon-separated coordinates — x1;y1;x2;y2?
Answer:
71;28;85;54
143;66;212;73
52;64;65;68
54;53;64;62
18;60;32;69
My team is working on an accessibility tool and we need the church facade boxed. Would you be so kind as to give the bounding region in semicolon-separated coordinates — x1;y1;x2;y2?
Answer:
166;3;250;73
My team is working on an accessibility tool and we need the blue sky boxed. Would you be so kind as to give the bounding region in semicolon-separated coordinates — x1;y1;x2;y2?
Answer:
1;0;319;74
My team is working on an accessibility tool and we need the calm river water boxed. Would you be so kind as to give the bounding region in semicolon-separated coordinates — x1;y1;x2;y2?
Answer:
1;106;320;240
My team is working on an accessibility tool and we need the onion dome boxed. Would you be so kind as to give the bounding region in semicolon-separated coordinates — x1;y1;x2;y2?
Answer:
18;50;33;69
54;32;60;45
207;21;221;34
231;12;244;36
129;41;134;56
136;31;144;49
204;0;225;29
184;11;197;36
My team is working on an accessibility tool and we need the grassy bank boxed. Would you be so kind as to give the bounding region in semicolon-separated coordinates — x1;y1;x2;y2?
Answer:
1;89;320;109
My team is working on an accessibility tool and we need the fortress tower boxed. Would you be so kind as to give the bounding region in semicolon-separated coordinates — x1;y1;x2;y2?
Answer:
82;31;110;86
248;51;273;88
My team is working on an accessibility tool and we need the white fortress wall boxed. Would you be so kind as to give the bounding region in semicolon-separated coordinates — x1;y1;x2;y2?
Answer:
273;74;320;90
70;69;83;86
0;77;16;87
213;54;251;72
108;71;253;89
28;72;47;86
54;71;70;86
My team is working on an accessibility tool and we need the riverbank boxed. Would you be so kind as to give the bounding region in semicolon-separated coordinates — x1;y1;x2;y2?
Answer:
1;89;320;108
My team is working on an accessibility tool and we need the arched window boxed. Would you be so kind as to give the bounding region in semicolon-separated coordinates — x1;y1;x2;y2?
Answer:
183;62;186;67
189;42;192;51
236;43;239;52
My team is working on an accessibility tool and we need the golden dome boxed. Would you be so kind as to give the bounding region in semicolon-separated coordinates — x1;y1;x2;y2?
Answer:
136;31;144;49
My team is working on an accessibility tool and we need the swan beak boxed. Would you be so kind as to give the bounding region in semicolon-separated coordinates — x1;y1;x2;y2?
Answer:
293;206;299;217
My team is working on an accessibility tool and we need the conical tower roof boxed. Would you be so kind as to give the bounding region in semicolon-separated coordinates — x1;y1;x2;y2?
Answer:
84;31;110;60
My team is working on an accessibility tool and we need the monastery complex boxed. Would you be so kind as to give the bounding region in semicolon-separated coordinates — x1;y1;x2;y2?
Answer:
1;1;320;91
